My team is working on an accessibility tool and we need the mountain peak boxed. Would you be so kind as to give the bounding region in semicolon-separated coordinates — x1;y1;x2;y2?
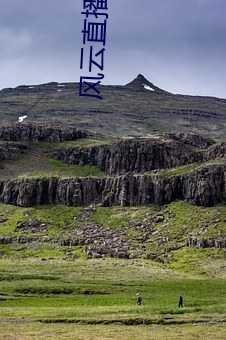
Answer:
137;73;146;80
125;74;171;94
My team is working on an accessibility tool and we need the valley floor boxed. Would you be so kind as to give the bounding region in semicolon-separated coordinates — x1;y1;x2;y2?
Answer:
0;322;225;340
0;257;225;339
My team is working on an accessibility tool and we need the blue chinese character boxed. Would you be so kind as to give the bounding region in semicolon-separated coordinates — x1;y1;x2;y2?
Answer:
80;47;105;72
84;0;97;10
89;46;105;72
83;0;108;10
79;73;104;100
81;10;108;19
96;0;108;10
80;48;84;69
82;19;107;45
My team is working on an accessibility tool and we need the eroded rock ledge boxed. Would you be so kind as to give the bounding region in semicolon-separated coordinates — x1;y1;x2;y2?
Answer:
0;123;90;142
51;135;226;176
0;125;225;208
0;164;225;207
52;138;203;175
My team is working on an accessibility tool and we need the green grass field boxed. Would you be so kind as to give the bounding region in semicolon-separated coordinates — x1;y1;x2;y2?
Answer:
0;200;225;338
0;258;225;339
0;322;225;340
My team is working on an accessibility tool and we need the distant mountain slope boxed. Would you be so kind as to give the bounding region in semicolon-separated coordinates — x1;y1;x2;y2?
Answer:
0;75;226;140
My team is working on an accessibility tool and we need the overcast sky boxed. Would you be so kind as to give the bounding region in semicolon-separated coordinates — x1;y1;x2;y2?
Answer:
0;0;225;97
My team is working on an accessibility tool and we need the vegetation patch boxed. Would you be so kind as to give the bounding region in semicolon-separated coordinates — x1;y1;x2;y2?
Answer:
157;163;200;177
22;159;105;178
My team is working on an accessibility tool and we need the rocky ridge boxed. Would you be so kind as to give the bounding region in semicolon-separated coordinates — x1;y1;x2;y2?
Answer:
52;137;202;175
0;123;90;143
0;124;225;208
0;163;225;207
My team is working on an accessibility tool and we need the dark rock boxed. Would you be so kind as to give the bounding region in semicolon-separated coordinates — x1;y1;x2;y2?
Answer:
155;215;165;223
204;142;226;160
0;142;28;161
15;218;48;233
187;237;226;248
51;137;202;175
0;163;225;207
0;123;90;143
61;239;80;246
165;132;214;149
0;237;13;244
144;253;158;260
0;129;225;210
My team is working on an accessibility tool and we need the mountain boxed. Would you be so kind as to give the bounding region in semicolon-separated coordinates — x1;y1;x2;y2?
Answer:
0;74;226;140
0;74;225;331
0;74;225;266
0;123;225;263
125;74;171;94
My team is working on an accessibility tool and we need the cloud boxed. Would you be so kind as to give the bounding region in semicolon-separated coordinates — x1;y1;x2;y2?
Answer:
0;28;31;56
0;0;225;97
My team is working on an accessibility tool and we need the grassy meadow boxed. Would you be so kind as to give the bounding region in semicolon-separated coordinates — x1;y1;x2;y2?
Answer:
0;257;225;339
0;199;225;338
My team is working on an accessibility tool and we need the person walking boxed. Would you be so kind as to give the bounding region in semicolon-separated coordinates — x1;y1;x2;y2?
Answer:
178;294;183;308
136;293;142;306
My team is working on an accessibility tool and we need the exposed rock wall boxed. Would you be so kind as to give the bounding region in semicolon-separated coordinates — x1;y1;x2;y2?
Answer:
0;124;90;142
52;138;202;175
0;128;225;208
0;143;28;161
203;142;226;160
0;164;225;207
164;132;215;149
187;237;226;249
181;165;226;205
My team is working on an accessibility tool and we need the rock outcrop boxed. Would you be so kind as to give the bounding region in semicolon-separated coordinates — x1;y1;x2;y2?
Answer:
204;142;226;160
0;124;90;143
187;237;226;249
165;132;215;149
0;142;28;161
0;127;225;208
0;164;225;207
52;138;203;175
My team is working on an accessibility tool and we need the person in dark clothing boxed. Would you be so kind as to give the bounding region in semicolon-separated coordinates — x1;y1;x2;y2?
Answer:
178;294;183;307
137;293;142;305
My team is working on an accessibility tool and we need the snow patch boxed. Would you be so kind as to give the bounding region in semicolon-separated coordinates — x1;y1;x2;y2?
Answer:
143;84;155;91
57;84;65;87
57;89;62;92
18;115;27;123
29;86;34;89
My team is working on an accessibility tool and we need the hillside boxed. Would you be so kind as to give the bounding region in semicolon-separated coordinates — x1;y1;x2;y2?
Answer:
0;78;225;271
0;74;226;140
0;81;226;335
0;124;225;268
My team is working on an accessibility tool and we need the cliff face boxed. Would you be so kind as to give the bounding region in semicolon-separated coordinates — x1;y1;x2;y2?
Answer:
0;125;225;208
0;124;89;142
52;138;203;175
204;142;226;160
0;142;28;161
165;132;214;149
0;164;225;207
